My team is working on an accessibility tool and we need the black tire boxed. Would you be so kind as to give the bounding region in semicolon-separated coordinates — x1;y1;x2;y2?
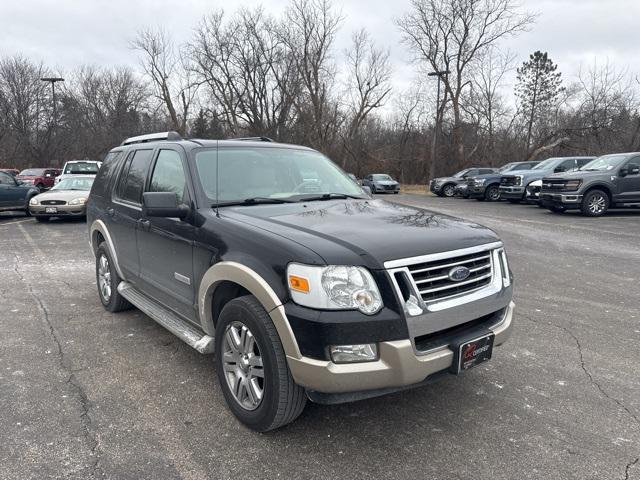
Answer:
484;185;501;202
581;189;609;217
393;191;399;194
215;295;306;432
36;183;45;192
547;206;566;214
35;216;49;223
442;184;456;197
96;242;132;312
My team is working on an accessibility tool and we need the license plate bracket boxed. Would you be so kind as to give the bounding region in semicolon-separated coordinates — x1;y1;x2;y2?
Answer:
450;330;495;374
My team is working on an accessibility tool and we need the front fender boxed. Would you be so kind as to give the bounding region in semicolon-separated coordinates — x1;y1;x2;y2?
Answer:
198;261;302;360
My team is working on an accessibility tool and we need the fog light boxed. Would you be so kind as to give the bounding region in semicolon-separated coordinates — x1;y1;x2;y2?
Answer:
330;344;378;363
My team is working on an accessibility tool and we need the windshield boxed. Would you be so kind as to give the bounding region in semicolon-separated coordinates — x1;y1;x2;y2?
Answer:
452;169;469;178
194;147;366;204
52;177;94;191
63;162;100;175
372;174;393;181
19;169;44;176
498;163;516;173
580;155;628;171
532;158;558;170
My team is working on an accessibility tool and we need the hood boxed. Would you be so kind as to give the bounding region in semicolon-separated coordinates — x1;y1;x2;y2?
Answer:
34;189;90;202
433;176;463;183
543;170;605;180
222;199;500;269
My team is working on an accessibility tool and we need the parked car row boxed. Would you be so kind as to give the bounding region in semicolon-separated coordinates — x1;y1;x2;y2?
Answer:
430;153;640;217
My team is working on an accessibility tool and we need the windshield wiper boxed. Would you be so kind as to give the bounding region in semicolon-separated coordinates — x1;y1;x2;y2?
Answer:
214;197;298;207
296;193;365;202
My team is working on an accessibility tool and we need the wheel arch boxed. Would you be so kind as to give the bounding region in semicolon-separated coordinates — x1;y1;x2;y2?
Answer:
89;220;126;280
583;183;613;202
198;261;302;360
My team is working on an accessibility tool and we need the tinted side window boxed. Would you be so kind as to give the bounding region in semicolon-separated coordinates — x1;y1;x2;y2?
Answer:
149;150;186;202
117;149;153;204
92;151;122;198
0;172;13;185
559;159;577;171
466;169;479;176
480;169;493;174
576;158;591;168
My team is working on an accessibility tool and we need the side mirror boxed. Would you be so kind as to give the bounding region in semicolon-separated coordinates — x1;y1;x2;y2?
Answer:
362;185;372;196
142;192;189;219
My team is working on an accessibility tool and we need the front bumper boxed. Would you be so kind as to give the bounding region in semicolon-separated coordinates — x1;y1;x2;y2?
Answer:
29;205;87;217
540;193;583;208
499;186;525;199
429;182;443;194
287;301;514;395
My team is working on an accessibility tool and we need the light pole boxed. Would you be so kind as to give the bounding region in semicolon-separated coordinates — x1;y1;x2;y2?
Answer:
40;77;65;125
427;70;450;181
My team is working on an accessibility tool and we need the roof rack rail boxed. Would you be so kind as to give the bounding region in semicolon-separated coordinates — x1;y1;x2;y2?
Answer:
121;131;182;146
230;136;274;143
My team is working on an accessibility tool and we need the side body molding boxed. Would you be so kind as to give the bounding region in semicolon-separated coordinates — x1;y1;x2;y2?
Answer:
89;219;126;280
198;261;302;360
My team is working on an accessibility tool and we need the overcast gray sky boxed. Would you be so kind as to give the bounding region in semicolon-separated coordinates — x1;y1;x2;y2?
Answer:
1;0;639;96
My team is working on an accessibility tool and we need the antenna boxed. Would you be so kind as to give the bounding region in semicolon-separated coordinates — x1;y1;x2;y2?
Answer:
215;140;220;217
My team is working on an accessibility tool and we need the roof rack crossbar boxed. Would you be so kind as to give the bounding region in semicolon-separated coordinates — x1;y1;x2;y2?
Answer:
230;136;274;143
121;131;182;146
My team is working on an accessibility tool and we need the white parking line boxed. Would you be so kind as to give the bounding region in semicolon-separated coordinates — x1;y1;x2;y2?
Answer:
0;218;32;227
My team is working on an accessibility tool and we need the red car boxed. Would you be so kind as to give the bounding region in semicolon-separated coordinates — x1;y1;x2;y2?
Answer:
16;168;61;192
0;168;20;177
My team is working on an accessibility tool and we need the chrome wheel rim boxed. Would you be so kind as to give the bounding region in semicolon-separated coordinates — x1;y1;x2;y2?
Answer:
588;195;606;214
444;185;455;197
488;187;500;200
98;254;112;302
222;321;264;411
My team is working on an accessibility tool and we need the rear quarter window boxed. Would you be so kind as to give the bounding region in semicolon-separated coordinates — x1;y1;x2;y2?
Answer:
90;151;123;198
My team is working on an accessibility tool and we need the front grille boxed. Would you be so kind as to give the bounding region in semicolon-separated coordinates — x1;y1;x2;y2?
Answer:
541;179;566;191
41;200;67;205
501;175;521;186
384;184;395;190
406;250;494;303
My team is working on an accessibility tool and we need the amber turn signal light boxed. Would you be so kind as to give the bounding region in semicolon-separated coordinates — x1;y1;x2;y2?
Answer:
288;275;310;293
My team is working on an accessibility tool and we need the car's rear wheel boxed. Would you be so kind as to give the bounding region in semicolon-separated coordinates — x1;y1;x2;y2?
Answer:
215;295;306;432
485;185;501;202
35;216;49;223
442;184;456;197
581;189;609;217
96;242;132;312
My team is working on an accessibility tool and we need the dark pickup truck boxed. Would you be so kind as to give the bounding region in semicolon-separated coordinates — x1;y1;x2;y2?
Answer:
87;132;514;431
540;153;640;216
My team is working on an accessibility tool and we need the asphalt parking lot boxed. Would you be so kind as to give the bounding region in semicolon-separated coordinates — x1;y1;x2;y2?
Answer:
1;195;639;480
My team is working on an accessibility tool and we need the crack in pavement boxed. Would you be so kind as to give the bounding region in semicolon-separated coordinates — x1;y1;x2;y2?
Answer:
625;458;639;480
12;252;102;478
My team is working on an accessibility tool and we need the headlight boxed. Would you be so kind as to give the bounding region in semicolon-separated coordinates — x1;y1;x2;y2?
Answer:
69;197;87;205
564;180;582;190
474;178;486;185
287;263;383;315
515;175;523;186
29;197;39;206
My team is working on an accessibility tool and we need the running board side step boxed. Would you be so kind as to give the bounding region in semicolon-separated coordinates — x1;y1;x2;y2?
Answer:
117;282;214;354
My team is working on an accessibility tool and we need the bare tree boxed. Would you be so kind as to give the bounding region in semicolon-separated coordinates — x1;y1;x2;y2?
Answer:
341;29;392;168
397;0;535;168
280;0;343;150
131;27;196;135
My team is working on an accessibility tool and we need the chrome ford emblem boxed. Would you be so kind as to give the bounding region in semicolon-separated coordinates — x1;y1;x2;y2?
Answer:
448;266;471;282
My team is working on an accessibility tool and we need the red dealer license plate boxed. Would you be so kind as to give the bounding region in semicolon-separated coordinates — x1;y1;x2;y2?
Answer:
456;333;494;373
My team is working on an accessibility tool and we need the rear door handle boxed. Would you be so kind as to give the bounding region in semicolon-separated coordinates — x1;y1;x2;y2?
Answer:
138;219;151;232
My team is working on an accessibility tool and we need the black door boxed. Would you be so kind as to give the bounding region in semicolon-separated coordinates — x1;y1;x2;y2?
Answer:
0;173;27;209
109;148;154;281
137;147;197;321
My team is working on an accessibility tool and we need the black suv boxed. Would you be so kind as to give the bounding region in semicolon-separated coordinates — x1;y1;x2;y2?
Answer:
466;161;540;202
540;153;640;216
87;132;514;431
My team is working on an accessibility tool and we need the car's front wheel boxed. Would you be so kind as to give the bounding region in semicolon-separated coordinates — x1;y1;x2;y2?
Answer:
442;184;456;197
581;189;609;217
215;295;306;432
96;243;132;312
485;185;501;202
